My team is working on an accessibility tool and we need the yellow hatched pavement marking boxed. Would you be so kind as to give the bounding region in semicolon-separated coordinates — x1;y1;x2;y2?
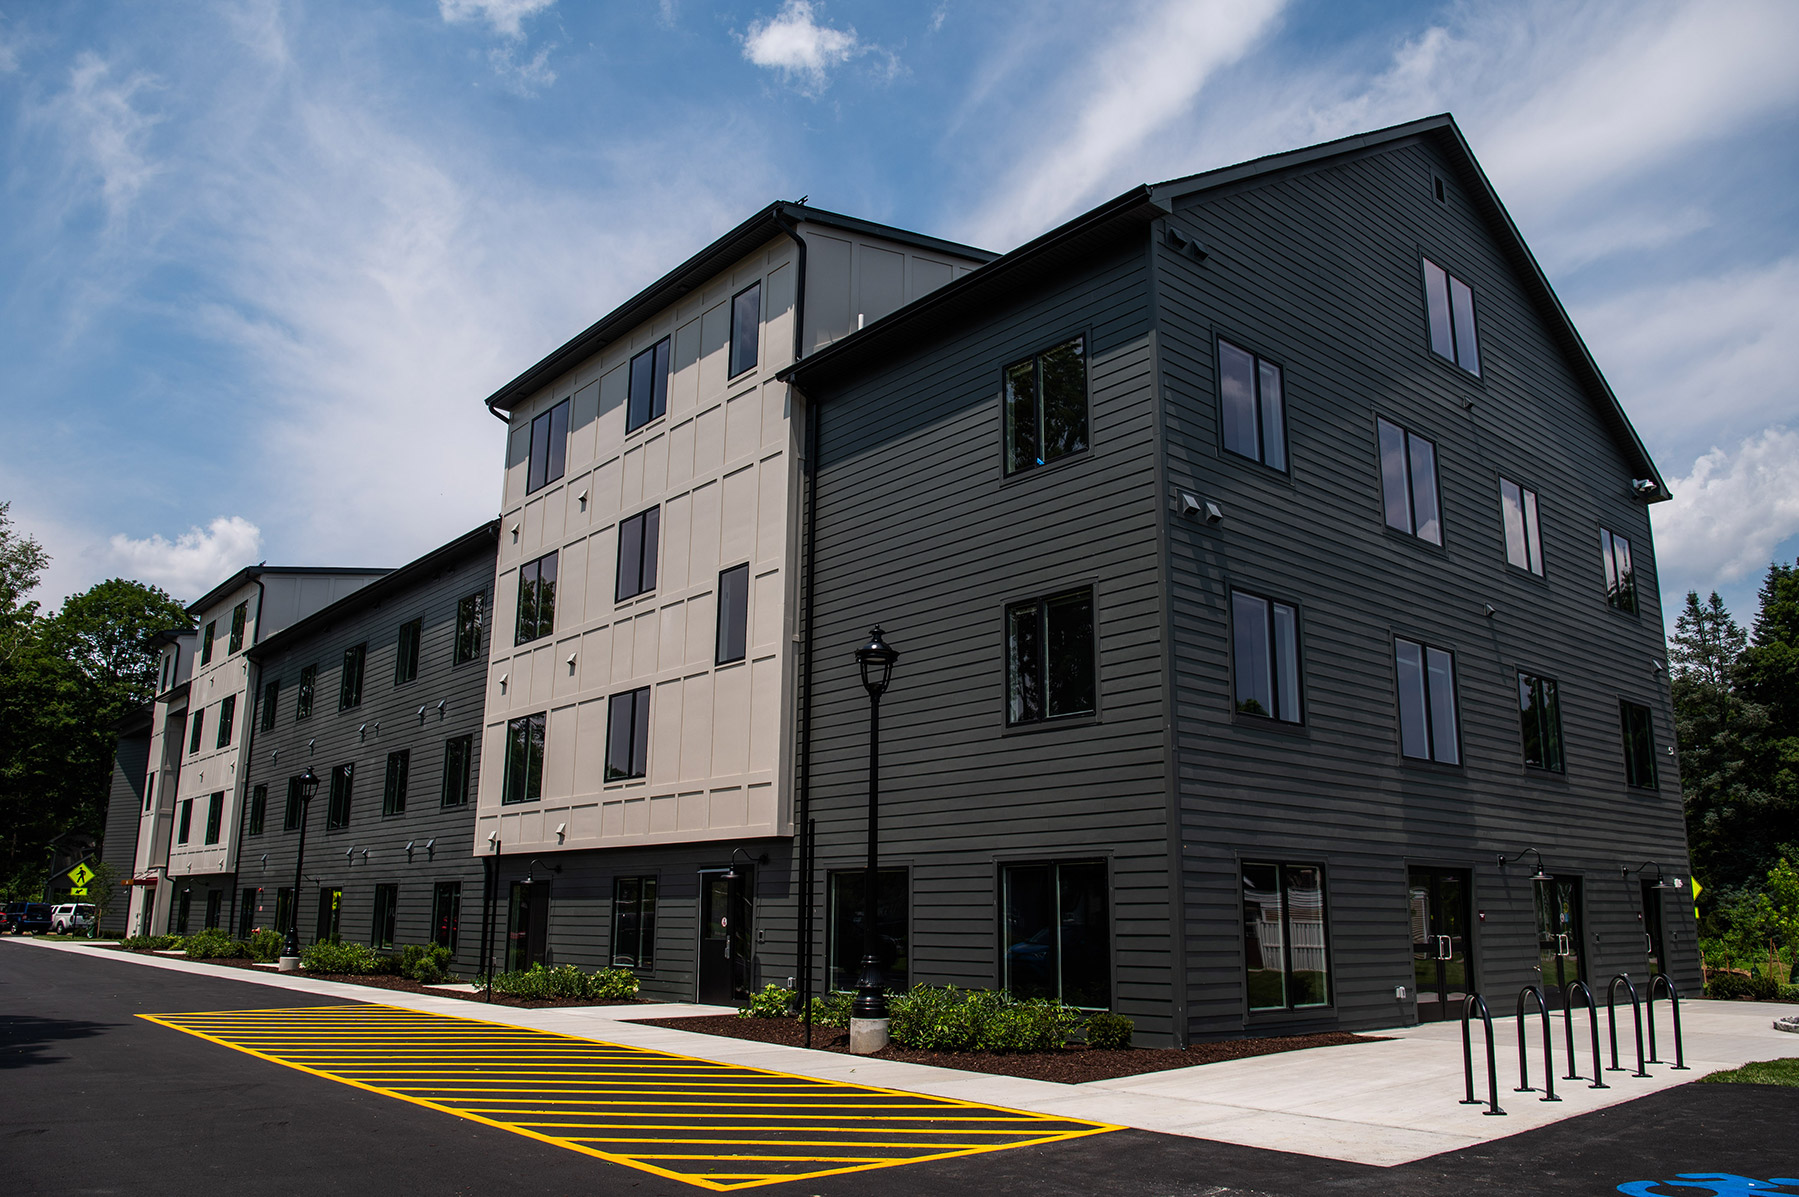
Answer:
139;1004;1118;1191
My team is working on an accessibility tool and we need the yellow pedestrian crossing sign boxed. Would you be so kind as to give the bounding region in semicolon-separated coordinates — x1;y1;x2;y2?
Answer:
65;861;95;897
1691;875;1702;919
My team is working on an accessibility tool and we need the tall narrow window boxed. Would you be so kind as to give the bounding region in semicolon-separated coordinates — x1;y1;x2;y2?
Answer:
441;734;473;807
502;713;546;804
248;784;267;836
1004;336;1088;475
611;876;658;968
371;884;398;950
1005;588;1096;726
1518;673;1565;772
1500;478;1544;575
1422;258;1480;375
730;282;761;377
188;709;205;755
1242;862;1331;1011
1218;339;1287;471
201;621;216;666
1621;701;1658;788
260;680;279;731
229;601;248;654
1231;591;1302;723
205;890;223;930
716;563;749;664
382;749;410;816
296;664;316;720
615;508;661;602
1001;861;1110;1008
316;887;342;944
1395;637;1460;764
215;694;235;749
174;890;191;934
526;397;570;494
827;868;908;991
177;798;193;844
515;552;558;644
394;617;422;685
145;773;155;813
339;644;366;710
605;688;651;781
204;791;223;844
1377;417;1442;545
432;881;462;952
1601;528;1637;614
627;337;671;432
283;776;303;831
455;592;485;664
327;763;353;828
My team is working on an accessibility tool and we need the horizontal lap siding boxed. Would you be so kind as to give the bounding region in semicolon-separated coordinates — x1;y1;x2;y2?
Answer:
1157;140;1694;1039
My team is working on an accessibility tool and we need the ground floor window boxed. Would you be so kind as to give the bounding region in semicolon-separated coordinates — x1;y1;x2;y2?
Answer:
828;868;909;992
204;889;223;930
1002;861;1110;1008
275;887;294;940
237;887;257;937
173;888;192;935
507;881;548;971
432;882;461;953
1242;862;1331;1011
372;884;398;949
611;877;657;968
316;886;342;944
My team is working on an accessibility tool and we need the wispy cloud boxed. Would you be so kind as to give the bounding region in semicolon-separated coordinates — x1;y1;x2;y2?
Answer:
1653;428;1799;592
437;0;555;39
741;0;863;95
103;516;263;602
42;51;163;228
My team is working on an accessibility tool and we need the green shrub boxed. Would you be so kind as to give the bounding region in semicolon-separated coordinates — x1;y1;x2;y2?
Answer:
1707;972;1752;999
974;1001;1082;1053
301;940;383;975
807;990;854;1028
1779;983;1799;1003
1084;1011;1134;1050
400;943;453;984
1748;970;1781;1001
247;929;284;963
120;934;182;951
484;964;640;1001
886;986;1082;1053
589;967;641;1001
739;983;795;1018
183;929;247;960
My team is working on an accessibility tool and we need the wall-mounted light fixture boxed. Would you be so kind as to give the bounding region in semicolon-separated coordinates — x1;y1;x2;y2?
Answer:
418;706;428;722
436;699;447;719
1631;478;1659;499
555;822;567;844
424;838;436;858
358;723;368;740
577;488;588;512
1497;847;1551;882
499;673;508;694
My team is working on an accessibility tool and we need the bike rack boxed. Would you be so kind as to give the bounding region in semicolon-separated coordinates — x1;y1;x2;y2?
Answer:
1560;980;1609;1089
1606;973;1651;1078
1460;993;1506;1115
1514;984;1560;1101
1646;973;1690;1070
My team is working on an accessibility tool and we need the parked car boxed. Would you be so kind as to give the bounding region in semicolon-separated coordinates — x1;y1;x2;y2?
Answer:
0;901;25;932
50;904;97;934
8;903;53;934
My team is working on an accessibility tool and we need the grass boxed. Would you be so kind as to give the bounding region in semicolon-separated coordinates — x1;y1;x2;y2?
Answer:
1700;1058;1799;1087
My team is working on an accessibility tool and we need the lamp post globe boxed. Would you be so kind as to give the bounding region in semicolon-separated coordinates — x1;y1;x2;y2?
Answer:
850;627;898;1054
280;767;321;968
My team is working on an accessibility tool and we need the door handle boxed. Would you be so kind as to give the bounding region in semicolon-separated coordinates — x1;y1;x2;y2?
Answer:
1437;935;1452;961
1557;934;1570;957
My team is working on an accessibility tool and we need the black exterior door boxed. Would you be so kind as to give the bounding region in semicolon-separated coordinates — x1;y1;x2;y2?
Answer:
1408;868;1473;1021
1534;875;1585;998
1640;880;1666;977
507;881;548;972
696;870;752;1004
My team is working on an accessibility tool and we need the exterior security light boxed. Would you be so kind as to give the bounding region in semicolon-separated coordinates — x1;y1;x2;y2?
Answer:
855;627;899;699
1498;847;1550;882
1631;479;1658;497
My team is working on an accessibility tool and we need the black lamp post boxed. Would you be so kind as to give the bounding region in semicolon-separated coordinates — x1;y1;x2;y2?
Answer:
850;627;898;1051
281;767;321;964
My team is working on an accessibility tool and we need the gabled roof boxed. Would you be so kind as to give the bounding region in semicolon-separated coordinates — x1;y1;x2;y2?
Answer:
187;565;391;618
782;114;1667;500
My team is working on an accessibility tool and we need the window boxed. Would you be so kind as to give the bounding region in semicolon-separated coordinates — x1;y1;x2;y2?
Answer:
339;644;366;709
1378;417;1442;544
502;713;545;804
827;868;908;992
1395;637;1460;764
237;887;257;938
1621;701;1658;788
626;337;671;432
515;552;558;644
1501;478;1544;575
441;735;473;807
1231;591;1301;723
382;749;409;817
229;601;248;655
205;890;223;930
1422;258;1480;375
605;688;651;781
1242;862;1331;1010
1601;528;1637;614
215;694;235;749
611;877;658;968
432;882;462;953
1004;335;1088;475
283;776;304;831
730;282;760;377
394;618;421;685
201;791;222;844
260;680;279;731
716;563;749;664
161;653;171;692
174;890;191;935
1005;588;1096;725
526;397;570;494
454;592;485;664
248;784;267;836
615;508;661;602
201;621;216;666
372;884;398;950
316;887;342;944
327;763;353;828
177;798;193;844
1002;861;1110;1008
144;773;154;813
188;708;205;755
1518;673;1565;772
1218;339;1287;471
297;664;317;720
275;887;294;939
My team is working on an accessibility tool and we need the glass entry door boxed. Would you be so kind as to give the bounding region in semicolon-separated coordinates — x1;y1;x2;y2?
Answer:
1408;868;1473;1021
697;868;752;1005
1534;875;1584;997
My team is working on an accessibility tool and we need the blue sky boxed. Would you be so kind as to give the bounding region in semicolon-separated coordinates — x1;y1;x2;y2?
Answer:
2;0;1796;637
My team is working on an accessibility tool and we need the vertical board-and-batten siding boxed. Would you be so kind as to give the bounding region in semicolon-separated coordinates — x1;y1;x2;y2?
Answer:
1155;138;1692;1037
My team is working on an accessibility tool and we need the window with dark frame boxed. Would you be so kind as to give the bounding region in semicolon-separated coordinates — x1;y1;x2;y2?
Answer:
615;508;661;602
515;552;559;644
174;889;191;934
716;563;749;664
382;749;409;816
432;881;461;952
827;868;908;992
327;763;353;828
1218;339;1287;471
284;776;303;831
205;890;223;930
188;708;205;755
229;601;248;654
730;282;760;377
606;687;651;781
1518;672;1565;772
526;398;570;494
627;338;671;432
1004;335;1088;475
297;664;316;720
1501;478;1545;575
1001;861;1110;1009
275;887;294;939
1242;861;1331;1011
441;734;473;807
177;798;192;844
502;713;545;804
339;643;366;710
1231;591;1302;723
1378;417;1442;544
204;791;223;844
1601;528;1638;614
1422;258;1481;375
372;884;398;950
455;592;485;664
248;784;267;836
201;621;216;665
1395;636;1460;764
215;694;235;749
316;887;341;944
1621;700;1658;788
394;618;421;685
260;679;279;731
611;876;658;968
1005;588;1096;725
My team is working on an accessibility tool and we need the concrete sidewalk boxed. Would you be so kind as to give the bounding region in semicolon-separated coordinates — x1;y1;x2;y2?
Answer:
18;937;1797;1167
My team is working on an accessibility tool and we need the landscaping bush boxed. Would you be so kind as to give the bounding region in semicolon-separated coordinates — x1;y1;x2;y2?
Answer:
885;985;1082;1053
738;983;795;1018
484;964;640;1001
400;943;453;984
1707;972;1752;999
247;929;284;963
807;990;854;1028
120;934;182;952
301;940;384;975
1084;1011;1134;1050
1748;970;1781;1001
183;929;247;960
1780;983;1799;1003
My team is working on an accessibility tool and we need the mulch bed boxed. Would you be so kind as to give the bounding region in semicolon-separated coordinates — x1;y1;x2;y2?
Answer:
637;1014;1381;1084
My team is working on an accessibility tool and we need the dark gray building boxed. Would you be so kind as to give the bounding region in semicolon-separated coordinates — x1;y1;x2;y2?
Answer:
235;523;497;968
96;705;152;936
782;115;1693;1047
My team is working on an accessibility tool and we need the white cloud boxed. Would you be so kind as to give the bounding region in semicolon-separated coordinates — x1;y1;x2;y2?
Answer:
46;52;163;227
489;41;557;94
437;0;555;39
103;517;263;602
741;0;862;94
1653;429;1799;590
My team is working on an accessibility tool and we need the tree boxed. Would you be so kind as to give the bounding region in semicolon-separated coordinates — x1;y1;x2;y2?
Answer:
0;501;50;663
42;578;187;719
85;859;120;938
